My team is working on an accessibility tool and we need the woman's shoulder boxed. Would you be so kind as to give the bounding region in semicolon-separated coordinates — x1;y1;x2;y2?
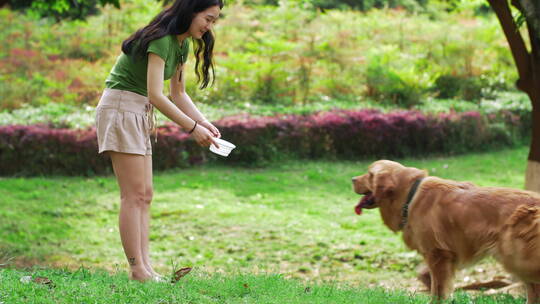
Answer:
149;35;174;49
147;35;177;59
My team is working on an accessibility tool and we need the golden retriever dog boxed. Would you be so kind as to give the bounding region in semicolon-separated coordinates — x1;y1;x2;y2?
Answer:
352;160;540;303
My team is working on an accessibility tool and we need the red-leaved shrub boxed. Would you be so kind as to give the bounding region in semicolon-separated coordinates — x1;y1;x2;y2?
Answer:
0;109;530;176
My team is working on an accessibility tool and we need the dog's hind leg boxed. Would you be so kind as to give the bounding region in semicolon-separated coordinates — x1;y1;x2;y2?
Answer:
526;283;540;304
425;249;456;303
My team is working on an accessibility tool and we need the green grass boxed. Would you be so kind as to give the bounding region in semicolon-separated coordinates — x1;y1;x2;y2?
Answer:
0;268;524;303
0;146;531;302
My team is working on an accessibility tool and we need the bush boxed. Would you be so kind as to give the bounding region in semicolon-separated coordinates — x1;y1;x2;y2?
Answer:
365;62;423;108
433;74;484;101
0;125;108;176
433;74;462;99
311;0;426;11
236;0;428;11
0;109;530;176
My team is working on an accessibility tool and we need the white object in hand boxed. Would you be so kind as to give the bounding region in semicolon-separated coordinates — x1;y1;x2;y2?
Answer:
209;138;236;157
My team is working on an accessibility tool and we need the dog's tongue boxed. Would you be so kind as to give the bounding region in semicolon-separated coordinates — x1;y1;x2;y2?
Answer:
354;194;373;215
354;202;363;215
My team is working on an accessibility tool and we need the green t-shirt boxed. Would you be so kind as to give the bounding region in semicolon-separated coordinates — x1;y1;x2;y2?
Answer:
105;35;190;97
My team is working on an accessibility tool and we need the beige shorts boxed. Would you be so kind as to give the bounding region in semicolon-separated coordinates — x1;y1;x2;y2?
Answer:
95;88;153;155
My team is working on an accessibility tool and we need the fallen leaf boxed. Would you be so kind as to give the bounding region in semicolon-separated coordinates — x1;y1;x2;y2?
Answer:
33;276;55;288
243;283;249;288
171;267;192;283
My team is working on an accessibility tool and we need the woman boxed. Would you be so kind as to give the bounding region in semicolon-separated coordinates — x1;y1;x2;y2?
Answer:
95;0;224;282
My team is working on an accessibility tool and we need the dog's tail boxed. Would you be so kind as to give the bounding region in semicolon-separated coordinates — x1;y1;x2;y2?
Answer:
498;205;540;278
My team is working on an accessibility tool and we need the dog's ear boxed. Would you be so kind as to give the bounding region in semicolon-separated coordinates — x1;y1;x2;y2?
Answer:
373;170;396;199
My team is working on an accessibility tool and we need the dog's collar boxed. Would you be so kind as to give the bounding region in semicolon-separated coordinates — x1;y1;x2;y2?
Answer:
399;178;424;230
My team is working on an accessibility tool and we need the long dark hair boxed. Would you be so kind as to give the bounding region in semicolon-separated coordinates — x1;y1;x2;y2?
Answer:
122;0;224;89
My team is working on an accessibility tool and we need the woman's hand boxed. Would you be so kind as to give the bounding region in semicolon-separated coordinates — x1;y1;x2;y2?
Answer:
198;120;221;138
190;123;218;148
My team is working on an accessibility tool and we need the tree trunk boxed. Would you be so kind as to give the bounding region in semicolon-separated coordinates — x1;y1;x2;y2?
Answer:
526;93;540;190
524;13;540;191
489;0;540;191
526;160;540;192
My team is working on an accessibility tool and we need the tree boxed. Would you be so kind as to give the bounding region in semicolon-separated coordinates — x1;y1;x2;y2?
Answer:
486;0;540;191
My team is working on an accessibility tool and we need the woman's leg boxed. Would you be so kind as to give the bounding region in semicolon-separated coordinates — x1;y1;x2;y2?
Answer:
109;151;152;282
140;155;160;277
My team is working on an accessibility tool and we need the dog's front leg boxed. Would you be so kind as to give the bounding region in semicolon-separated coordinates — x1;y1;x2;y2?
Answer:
425;249;456;303
526;283;540;304
417;264;431;292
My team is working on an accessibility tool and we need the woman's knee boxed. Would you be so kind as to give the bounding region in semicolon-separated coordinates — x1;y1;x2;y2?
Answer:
143;187;153;205
120;187;152;207
121;188;147;207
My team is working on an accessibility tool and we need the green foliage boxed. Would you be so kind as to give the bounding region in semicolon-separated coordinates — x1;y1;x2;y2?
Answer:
311;0;426;11
0;2;159;109
233;0;428;11
0;103;95;129
7;0;120;20
365;60;422;107
0;2;519;111
432;72;512;101
428;0;490;15
433;74;483;101
434;75;462;99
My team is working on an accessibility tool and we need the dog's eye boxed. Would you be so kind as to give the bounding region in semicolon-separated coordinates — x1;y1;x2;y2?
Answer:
369;172;374;180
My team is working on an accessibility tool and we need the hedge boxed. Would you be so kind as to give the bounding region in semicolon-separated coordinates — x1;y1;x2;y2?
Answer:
0;109;531;176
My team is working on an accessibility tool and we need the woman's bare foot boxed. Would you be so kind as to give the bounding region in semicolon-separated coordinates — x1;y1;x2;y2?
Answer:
130;266;153;282
142;264;164;282
144;264;161;277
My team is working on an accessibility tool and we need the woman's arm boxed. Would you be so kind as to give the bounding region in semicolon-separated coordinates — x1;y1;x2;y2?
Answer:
170;63;220;138
170;64;206;122
147;53;216;146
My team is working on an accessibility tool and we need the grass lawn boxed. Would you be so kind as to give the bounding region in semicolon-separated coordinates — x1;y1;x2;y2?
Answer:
0;146;531;303
0;267;526;304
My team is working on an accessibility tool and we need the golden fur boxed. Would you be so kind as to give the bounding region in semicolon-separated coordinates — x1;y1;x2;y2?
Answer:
352;160;540;303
